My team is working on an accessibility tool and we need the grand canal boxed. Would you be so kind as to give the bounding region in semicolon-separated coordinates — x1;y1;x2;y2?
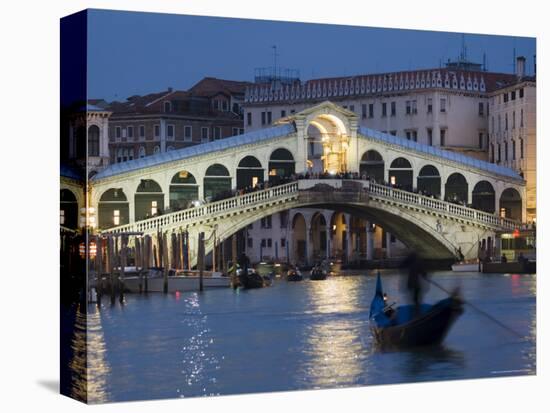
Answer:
69;271;536;403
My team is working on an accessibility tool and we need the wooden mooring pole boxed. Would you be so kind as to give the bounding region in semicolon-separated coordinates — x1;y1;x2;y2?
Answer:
119;234;127;304
162;231;169;294
231;233;238;289
198;232;205;292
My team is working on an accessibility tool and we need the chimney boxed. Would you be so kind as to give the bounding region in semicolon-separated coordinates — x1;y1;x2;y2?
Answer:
516;56;526;79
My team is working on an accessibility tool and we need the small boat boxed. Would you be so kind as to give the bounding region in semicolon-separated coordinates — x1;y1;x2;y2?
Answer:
286;267;303;282
309;265;328;280
238;268;268;289
369;273;464;349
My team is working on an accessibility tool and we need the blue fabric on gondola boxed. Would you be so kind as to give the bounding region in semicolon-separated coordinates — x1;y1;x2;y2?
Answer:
369;273;386;319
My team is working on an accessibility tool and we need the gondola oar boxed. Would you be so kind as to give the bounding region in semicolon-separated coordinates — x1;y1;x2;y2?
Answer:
425;277;525;339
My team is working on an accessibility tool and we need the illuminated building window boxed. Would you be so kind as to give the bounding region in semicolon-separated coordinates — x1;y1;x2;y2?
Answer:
151;201;158;216
113;210;120;226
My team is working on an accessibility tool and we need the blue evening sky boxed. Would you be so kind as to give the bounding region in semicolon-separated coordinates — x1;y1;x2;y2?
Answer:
87;9;536;102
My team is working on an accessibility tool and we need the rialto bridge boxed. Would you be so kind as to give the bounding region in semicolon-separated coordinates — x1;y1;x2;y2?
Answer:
62;102;525;264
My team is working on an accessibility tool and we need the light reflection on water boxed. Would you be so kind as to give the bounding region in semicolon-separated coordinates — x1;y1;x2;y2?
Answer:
81;271;536;403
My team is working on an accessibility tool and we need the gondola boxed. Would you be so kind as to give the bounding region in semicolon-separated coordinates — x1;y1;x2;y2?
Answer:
286;267;303;281
238;268;268;289
369;273;464;349
309;265;328;280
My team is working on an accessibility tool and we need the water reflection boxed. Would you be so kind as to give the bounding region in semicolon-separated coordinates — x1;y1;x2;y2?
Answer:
298;279;367;388
86;306;112;403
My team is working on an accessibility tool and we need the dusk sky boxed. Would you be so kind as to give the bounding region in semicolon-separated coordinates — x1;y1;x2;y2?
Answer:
87;9;536;102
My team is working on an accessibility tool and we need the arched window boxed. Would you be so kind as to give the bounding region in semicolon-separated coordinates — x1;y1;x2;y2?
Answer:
88;125;100;157
499;188;522;220
445;173;468;204
170;171;198;211
268;148;295;184
98;188;129;229
359;150;384;182
153;145;160;154
138;146;146;158
237;156;263;189
204;164;231;200
472;181;495;213
135;179;164;220
388;157;413;190
417;165;441;197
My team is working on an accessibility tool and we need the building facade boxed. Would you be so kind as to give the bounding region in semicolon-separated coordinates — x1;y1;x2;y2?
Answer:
488;58;536;222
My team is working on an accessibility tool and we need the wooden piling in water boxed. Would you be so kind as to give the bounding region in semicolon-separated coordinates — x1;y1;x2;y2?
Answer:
108;236;116;305
162;231;169;294
119;235;127;304
231;233;238;289
144;235;150;294
136;237;143;294
198;232;205;292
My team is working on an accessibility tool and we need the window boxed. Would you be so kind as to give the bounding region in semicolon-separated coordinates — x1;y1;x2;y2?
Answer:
290;109;296;114
184;126;192;141
281;109;286;118
406;131;411;140
505;113;508;130
267;111;272;124
247;238;253;248
232;127;239;136
213;99;220;110
113;210;120;226
280;211;288;228
127;126;134;139
153;145;160;154
222;100;228;111
504;141;508;161
368;103;374;118
513;111;516;129
239;128;244;135
164;101;171;113
521;109;524;127
440;98;446;112
412;130;417;142
349;105;355;112
281;238;286;248
498;115;501;132
139;125;145;139
440;128;446;146
151;200;158;216
267;239;272;248
512;139;516;160
382;102;387;117
427;128;433;146
478;102;484;116
261;111;266;125
154;124;160;138
361;104;367;119
88;125;100;157
167;124;174;139
511;91;516;101
60;209;65;225
491;144;495;163
390;101;396;116
390;130;397;136
261;239;266;248
412;100;417;114
248;223;253;229
261;216;272;229
519;88;524;98
247;112;252;126
479;133;484;149
427;98;433;113
201;127;209;142
139;146;146;158
406;100;411;114
520;138;524;159
503;93;509;103
406;131;417;141
115;126;121;139
213;127;221;140
497;143;501;163
491;116;494;133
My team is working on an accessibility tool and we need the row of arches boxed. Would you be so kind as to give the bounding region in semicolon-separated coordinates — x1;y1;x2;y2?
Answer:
360;150;522;218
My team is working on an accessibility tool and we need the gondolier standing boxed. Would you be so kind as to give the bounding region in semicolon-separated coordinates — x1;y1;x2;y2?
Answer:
404;252;428;316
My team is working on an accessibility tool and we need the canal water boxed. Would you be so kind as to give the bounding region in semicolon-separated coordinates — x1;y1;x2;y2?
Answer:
79;271;536;403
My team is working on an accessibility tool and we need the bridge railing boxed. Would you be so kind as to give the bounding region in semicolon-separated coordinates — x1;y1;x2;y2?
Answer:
103;181;299;234
367;181;518;230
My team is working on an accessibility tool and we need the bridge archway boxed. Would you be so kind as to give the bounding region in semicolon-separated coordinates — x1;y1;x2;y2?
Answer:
417;165;441;197
360;150;384;182
499;188;522;220
445;173;468;204
135;179;164;221
60;189;78;229
170;171;198;211
472;181;496;213
292;213;307;265
98;188;129;229
389;157;413;190
310;212;328;261
204;164;231;201
268;148;295;185
237;156;263;189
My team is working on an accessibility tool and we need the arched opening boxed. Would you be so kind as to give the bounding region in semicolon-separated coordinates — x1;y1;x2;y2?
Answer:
329;212;348;260
311;213;327;262
292;213;307;265
98;188;129;229
170;171;198;211
472;181;496;213
88;125;100;157
268;148;295;185
499;188;522;220
204;164;231;201
135;179;164;220
445;173;468;204
60;189;78;229
417;165;441;197
360;150;384;182
389;157;413;191
237;156;263;190
306;113;349;174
